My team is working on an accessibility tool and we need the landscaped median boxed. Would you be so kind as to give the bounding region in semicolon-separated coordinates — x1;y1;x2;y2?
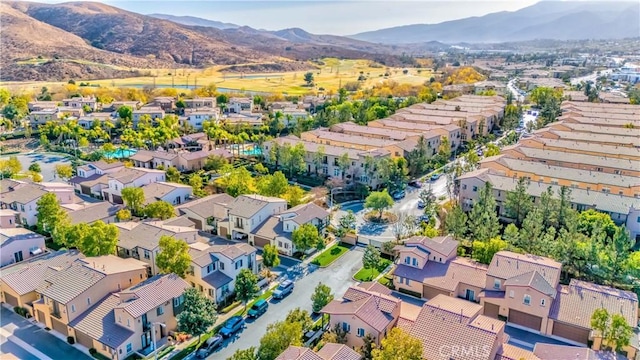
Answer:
311;243;352;267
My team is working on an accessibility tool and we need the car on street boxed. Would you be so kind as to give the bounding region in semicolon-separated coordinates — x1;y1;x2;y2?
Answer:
408;180;422;188
392;190;406;200
219;316;246;338
247;299;269;318
196;335;223;358
417;200;425;209
273;279;294;299
416;214;430;224
429;173;441;181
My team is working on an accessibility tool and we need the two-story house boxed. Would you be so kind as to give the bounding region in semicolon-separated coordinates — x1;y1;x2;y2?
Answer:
132;107;165;127
68;274;189;360
150;97;176;112
183;97;216;109
321;283;401;348
101;168;166;204
276;344;361;360
115;221;202;275
28;108;61;128
391;235;489;301
0;209;19;228
0;181;79;226
187;242;258;304
181;108;219;130
65;201;124;225
32;256;149;341
227;97;253;113
0;228;46;268
175;194;234;234
62;96;98;111
225;195;287;241
252;203;329;255
140;182;193;206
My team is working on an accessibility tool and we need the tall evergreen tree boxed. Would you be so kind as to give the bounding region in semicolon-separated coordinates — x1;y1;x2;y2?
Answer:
468;183;501;242
504;177;532;226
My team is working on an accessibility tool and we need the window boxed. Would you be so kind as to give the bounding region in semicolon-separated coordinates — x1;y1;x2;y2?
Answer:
540;298;546;307
404;256;410;265
206;264;214;274
523;295;531;305
127;319;130;327
71;304;76;313
118;316;122;323
493;279;500;289
173;295;184;307
126;344;132;353
157;306;164;316
87;298;91;305
472;186;478;192
509;290;514;298
333;168;340;176
397;277;403;284
342;322;350;332
412;258;418;266
144;250;151;259
208;289;214;297
220;263;224;270
357;328;365;337
637;216;640;223
235;259;243;270
406;279;410;286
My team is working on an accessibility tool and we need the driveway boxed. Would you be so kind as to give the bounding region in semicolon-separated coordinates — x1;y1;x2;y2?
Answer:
0;307;90;360
0;153;73;182
208;247;363;359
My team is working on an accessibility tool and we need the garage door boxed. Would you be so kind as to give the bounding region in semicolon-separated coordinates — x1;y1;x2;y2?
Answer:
552;321;590;344
508;309;542;331
75;330;94;349
51;317;68;336
3;292;18;307
483;302;500;318
219;226;228;237
423;285;449;300
37;310;46;324
188;217;203;230
254;236;271;248
112;195;123;204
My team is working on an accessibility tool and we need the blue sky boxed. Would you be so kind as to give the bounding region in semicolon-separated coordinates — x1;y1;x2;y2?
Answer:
38;0;543;35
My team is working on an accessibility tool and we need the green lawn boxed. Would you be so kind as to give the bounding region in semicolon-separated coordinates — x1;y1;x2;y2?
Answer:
233;286;275;317
311;244;351;267
354;259;392;282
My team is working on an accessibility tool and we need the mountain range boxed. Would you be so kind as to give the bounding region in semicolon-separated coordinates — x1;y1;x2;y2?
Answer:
1;1;638;82
350;1;640;44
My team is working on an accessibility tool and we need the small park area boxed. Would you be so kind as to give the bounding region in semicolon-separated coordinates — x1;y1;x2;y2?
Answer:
354;258;392;282
311;243;351;267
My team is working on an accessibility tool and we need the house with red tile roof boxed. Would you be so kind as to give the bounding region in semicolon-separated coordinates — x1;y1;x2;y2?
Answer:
321;283;401;348
276;343;360;360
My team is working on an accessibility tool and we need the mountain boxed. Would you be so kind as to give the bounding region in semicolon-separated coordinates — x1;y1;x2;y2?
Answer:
351;1;640;44
148;14;239;29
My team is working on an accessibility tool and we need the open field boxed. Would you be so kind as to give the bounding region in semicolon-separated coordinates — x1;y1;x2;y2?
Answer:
1;58;433;95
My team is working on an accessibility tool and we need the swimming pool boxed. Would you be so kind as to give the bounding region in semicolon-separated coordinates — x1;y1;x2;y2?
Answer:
104;148;137;159
242;147;263;156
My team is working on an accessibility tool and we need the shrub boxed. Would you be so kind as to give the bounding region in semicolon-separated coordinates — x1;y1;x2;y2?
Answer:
89;348;97;355
67;336;75;344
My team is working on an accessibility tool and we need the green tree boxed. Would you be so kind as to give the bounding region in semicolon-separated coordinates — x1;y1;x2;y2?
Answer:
591;308;633;352
144;200;175;220
116;209;131;221
62;221;119;256
372;328;422;360
360;333;377;360
304;72;314;86
504;177;533;226
338;210;357;233
54;164;73;180
444;205;468;239
311;145;326;176
518;207;544;253
117;105;133;120
284;185;305;207
121;187;145;216
578;209;617;239
311;282;334;313
262;244;280;268
235;268;259;312
472;237;508;265
362;244;381;280
36;193;69;238
177;287;217;343
220;166;255;197
28;163;41;173
257;320;303;360
165;167;181;183
155;235;192;278
365;190;394;221
468;182;501;242
226;348;258;360
601;226;633;285
336;153;351;179
204;154;228;172
321;323;348;344
257;171;289;197
418;186;436;217
502;223;520;246
484;143;500;157
285;308;313;333
292;223;321;253
189;172;206;197
0;156;22;178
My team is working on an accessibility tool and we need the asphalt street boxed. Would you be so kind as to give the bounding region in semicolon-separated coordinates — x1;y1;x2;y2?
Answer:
208;247;363;359
1;152;73;182
0;307;90;360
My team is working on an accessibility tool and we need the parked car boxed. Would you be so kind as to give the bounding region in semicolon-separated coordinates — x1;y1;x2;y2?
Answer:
417;200;425;209
247;299;269;318
417;215;430;223
392;190;406;200
196;335;223;358
430;173;441;181
219;316;245;338
273;280;294;299
408;180;422;188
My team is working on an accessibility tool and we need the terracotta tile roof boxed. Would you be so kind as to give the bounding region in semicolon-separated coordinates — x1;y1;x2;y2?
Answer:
188;243;255;267
394;257;488;292
116;221;198;251
39;262;106;304
316;343;361;360
114;274;189;318
550;279;638;329
404;235;459;258
504;271;557;298
399;302;422;322
0;250;83;295
488;251;561;288
407;295;504;360
532;343;595;360
358;281;392;296
396;317;415;332
321;286;400;333
68;294;134;349
496;343;540;360
275;346;322;360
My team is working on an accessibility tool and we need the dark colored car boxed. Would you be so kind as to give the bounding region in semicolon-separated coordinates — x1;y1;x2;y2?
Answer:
219;316;245;338
408;180;422;188
196;335;223;358
247;299;269;318
417;200;425;209
392;190;406;200
273;280;295;299
430;173;441;181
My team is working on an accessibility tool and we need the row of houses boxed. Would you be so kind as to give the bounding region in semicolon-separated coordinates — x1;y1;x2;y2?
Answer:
457;101;640;241
314;235;638;360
